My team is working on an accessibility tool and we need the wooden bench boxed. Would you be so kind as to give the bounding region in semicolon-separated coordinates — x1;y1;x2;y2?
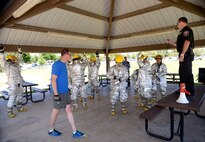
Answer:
139;105;175;141
0;90;9;100
30;87;47;103
48;84;51;91
139;105;165;120
166;73;180;83
1;88;47;104
139;105;166;135
98;75;110;87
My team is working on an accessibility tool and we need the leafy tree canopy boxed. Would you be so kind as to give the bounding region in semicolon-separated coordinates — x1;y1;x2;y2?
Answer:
22;53;31;63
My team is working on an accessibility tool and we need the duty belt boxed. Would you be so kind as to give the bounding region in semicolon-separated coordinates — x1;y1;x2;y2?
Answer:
190;48;194;54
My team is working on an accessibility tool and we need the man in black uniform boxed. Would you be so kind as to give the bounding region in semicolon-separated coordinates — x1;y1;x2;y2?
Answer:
167;17;195;96
122;57;131;87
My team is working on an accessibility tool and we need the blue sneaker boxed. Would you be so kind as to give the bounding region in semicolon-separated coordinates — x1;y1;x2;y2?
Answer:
48;129;62;136
73;130;86;139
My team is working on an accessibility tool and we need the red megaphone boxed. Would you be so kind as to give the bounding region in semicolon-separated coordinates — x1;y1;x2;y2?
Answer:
180;83;190;95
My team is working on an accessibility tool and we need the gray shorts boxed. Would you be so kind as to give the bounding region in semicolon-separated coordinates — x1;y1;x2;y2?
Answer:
53;93;71;109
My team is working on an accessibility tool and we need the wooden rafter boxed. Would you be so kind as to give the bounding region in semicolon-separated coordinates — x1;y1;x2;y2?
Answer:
3;39;204;53
105;0;115;54
113;3;170;21
159;0;205;18
9;24;105;40
58;4;108;22
109;39;205;53
3;44;104;53
112;20;205;40
105;0;115;72
0;0;27;26
1;0;205;55
1;0;75;28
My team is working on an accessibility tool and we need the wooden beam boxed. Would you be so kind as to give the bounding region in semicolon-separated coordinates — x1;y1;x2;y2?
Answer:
109;43;170;53
105;0;115;54
58;4;108;22
105;0;115;72
1;0;74;28
112;20;205;40
9;20;205;40
3;44;104;53
109;39;205;53
113;3;170;21
159;0;205;18
3;39;204;53
195;39;205;47
0;0;27;26
9;24;105;40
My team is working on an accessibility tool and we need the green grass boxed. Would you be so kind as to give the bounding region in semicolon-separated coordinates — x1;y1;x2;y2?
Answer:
98;59;205;82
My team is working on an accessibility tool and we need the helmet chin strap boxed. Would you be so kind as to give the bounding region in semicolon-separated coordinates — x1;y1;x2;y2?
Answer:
9;61;15;64
116;62;122;65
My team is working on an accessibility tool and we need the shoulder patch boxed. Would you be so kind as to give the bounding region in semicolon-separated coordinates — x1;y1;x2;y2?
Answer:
183;30;189;37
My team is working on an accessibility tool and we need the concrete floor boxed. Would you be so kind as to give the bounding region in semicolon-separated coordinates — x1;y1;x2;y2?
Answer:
0;84;205;142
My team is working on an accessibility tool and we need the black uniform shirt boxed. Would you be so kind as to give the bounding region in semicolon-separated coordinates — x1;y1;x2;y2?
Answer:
176;26;194;54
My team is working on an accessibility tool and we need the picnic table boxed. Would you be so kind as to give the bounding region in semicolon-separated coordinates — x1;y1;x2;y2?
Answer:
22;81;47;105
166;73;180;83
141;85;205;142
98;74;109;87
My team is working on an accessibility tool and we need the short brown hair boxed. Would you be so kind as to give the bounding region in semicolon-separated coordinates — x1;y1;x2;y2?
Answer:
61;48;70;56
178;17;188;23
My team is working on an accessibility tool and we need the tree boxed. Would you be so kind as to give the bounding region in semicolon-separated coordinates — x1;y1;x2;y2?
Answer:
109;54;116;61
31;55;38;63
194;48;205;56
22;53;31;63
38;56;46;65
130;53;136;59
41;53;58;61
124;54;130;58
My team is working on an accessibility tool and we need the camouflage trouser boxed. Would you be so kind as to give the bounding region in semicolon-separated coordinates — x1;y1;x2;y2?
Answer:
89;80;100;98
141;96;153;108
152;79;167;97
71;84;87;100
7;84;24;112
110;82;128;105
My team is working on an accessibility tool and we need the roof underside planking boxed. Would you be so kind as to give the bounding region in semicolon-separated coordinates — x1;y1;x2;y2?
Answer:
0;0;205;54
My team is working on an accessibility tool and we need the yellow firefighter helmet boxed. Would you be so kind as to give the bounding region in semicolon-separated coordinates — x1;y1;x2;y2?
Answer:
155;54;163;59
5;54;17;61
90;55;96;62
140;55;148;60
73;54;80;59
115;55;124;63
